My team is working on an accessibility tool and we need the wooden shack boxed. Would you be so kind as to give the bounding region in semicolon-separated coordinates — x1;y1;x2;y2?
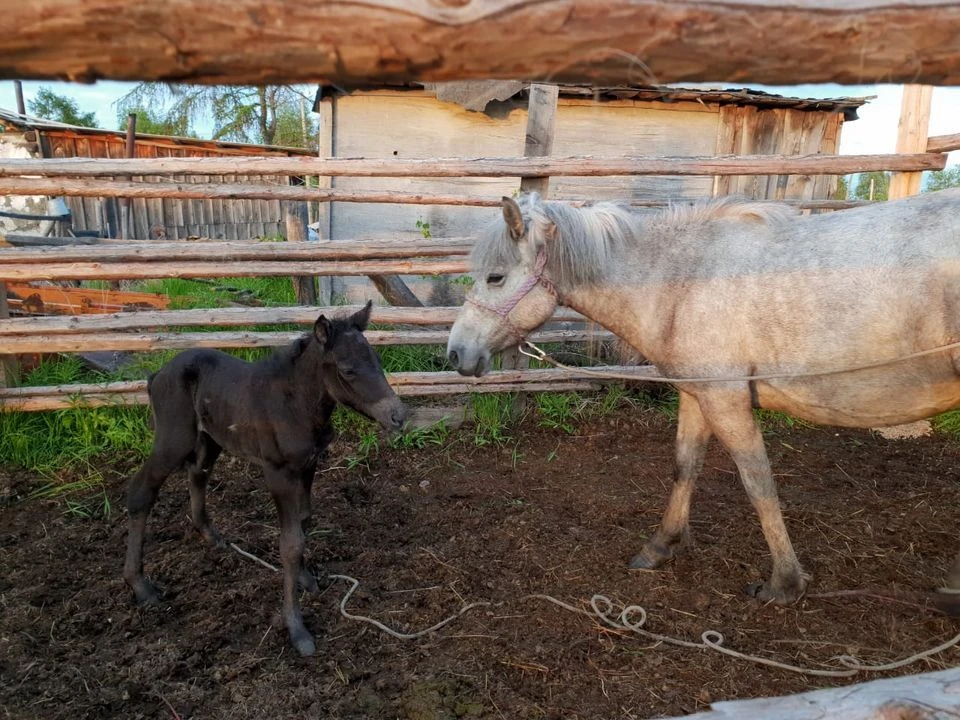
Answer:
311;82;869;301
0;108;315;241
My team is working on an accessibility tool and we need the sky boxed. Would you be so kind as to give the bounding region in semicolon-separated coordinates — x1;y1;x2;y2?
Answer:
0;80;958;165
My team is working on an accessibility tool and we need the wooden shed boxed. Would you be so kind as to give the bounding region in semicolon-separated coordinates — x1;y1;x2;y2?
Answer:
0;109;314;241
312;83;868;241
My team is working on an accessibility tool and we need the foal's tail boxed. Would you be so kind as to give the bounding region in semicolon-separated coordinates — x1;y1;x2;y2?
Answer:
145;371;158;430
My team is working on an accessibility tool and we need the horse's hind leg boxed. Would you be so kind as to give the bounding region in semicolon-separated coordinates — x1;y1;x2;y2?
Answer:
124;423;197;604
699;389;808;604
631;391;712;569
266;467;315;657
187;433;223;547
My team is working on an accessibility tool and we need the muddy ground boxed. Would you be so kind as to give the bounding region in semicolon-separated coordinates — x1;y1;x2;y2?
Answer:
2;402;959;719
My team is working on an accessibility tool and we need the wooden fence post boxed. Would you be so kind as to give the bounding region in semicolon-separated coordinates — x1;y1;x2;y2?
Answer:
888;84;933;200
284;197;317;305
501;83;559;414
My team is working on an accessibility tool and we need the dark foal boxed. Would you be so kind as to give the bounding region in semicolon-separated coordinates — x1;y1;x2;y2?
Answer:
123;302;407;656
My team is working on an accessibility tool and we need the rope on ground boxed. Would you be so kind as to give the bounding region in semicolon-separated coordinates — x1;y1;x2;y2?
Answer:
530;592;960;678
227;542;488;640
328;574;490;640
228;540;960;674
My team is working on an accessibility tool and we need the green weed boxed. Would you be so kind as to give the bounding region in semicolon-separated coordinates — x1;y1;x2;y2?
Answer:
471;393;514;447
389;420;450;450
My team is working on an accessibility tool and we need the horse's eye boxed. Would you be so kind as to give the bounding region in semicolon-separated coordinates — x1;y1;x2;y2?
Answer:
487;274;505;286
341;368;357;379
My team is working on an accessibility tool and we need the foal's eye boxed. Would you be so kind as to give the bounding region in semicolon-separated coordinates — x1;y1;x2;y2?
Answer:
486;273;505;286
341;369;357;379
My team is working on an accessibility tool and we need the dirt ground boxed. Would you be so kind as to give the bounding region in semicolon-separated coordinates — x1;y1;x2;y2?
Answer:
2;402;960;720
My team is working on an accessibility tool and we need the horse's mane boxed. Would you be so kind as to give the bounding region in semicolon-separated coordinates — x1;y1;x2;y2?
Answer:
471;194;798;287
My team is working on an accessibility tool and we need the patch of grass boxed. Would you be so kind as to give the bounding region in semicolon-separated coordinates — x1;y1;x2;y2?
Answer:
30;470;113;520
376;344;448;374
534;392;585;434
0;357;152;474
389;420;450;450
471;393;514;447
932;409;960;439
134;276;297;308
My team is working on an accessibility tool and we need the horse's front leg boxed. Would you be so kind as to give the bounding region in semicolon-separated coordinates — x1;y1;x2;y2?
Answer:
700;388;808;604
631;390;712;569
266;467;316;657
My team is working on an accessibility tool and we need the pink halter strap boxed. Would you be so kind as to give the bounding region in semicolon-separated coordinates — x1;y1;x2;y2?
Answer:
464;247;556;340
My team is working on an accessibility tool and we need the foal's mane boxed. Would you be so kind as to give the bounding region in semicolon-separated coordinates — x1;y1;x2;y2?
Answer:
471;194;797;287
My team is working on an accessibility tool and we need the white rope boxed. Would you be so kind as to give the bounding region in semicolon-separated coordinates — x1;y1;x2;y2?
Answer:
520;338;960;385
530;593;960;678
328;574;490;640
227;523;960;674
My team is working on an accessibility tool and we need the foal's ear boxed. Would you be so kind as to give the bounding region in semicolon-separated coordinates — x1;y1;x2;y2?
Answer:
350;300;373;331
501;197;525;240
314;314;333;346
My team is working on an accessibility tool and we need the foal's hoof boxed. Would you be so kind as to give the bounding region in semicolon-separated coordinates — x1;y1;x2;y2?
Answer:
744;575;808;605
298;567;320;594
131;580;160;605
196;525;226;549
291;630;317;657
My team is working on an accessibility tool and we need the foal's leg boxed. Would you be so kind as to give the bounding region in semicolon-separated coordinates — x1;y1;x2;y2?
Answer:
698;389;807;604
296;462;320;593
124;420;197;604
945;550;960;592
187;433;224;547
266;467;315;657
631;390;712;569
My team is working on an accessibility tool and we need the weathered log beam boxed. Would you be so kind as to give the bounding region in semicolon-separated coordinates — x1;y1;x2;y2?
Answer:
0;328;610;354
0;154;946;179
0;239;473;264
927;132;960;153
0;258;468;282
0;365;660;412
4;1;960;86
0;305;586;335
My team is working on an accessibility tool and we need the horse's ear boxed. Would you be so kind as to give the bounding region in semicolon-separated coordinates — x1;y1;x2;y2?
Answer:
501;196;525;240
314;315;333;346
351;300;373;331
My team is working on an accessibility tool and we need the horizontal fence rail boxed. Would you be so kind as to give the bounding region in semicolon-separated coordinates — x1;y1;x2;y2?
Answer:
0;328;612;354
0;239;474;263
0;154;947;178
0;305;586;335
0;258;469;281
0;366;662;412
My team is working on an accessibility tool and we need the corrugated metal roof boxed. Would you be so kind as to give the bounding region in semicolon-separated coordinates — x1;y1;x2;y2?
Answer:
318;82;871;121
0;108;316;156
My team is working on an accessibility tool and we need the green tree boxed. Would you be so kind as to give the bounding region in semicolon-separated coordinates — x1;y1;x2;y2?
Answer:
118;106;194;137
924;167;960;192
853;171;890;201
116;84;317;148
27;88;97;127
833;175;849;200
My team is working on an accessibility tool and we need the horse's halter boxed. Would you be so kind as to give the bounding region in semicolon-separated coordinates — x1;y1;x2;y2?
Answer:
464;246;557;342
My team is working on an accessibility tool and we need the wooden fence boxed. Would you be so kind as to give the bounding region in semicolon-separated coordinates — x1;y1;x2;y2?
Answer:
1;145;959;412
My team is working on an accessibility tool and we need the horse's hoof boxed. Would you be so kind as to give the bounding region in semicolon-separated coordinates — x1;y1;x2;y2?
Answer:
292;632;316;657
744;577;806;605
629;537;684;570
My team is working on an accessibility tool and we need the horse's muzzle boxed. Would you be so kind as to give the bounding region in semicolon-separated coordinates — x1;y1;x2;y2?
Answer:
447;344;488;377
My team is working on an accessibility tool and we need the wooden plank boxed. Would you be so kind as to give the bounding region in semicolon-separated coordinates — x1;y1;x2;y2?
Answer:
0;305;587;335
1;154;948;178
0;365;658;411
888;84;935;200
0;258;469;281
927;132;960;153
712;105;739;197
0;327;610;354
5;2;960;86
284;198;317;304
667;667;960;720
